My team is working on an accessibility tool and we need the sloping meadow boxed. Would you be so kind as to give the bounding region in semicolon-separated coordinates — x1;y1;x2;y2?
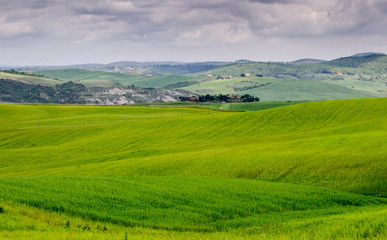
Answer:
0;98;386;237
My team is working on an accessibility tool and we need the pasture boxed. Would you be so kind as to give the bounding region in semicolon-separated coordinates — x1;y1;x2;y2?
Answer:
181;77;380;101
0;72;61;86
35;69;197;88
0;98;386;239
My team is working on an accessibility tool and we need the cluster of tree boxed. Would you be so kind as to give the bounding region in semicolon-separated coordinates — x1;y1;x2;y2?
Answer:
0;79;86;104
180;94;259;103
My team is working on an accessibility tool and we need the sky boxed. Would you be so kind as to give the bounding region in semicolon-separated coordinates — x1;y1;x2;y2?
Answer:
1;0;387;65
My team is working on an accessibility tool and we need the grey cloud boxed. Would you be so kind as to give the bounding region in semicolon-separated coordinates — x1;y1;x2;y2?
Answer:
249;0;307;4
3;0;386;42
0;0;386;65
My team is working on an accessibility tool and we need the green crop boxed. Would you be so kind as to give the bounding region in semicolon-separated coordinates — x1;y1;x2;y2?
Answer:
0;98;386;239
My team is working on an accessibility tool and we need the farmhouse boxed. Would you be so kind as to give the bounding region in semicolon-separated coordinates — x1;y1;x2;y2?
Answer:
241;73;252;77
333;72;344;76
227;94;241;101
190;96;199;101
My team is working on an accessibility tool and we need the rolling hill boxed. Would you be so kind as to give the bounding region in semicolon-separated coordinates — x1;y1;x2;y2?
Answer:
0;98;386;239
180;76;380;101
0;71;62;86
30;68;384;102
185;54;387;99
0;98;386;194
0;71;194;105
34;69;199;88
3;54;380;102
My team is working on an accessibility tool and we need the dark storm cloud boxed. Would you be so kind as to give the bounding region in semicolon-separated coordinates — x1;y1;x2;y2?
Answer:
0;0;386;64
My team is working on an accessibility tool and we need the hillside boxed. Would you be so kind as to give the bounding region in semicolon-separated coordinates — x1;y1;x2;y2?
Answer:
195;54;387;79
0;72;193;105
5;61;230;75
0;98;386;239
181;76;379;101
28;68;383;102
0;71;62;86
187;55;387;99
1;176;385;233
0;98;386;195
35;69;199;88
1;54;381;102
0;79;86;104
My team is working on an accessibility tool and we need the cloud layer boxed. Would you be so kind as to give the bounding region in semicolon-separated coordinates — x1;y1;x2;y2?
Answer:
1;0;387;64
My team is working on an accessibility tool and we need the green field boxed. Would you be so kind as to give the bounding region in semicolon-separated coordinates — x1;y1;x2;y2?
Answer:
188;55;387;100
140;101;307;112
181;77;275;94
181;77;380;101
0;72;62;86
0;98;386;239
35;69;197;88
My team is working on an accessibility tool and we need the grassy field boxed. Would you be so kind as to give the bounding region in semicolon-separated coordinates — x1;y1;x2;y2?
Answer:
0;72;62;86
181;77;380;101
189;55;387;99
181;77;275;94
1;200;386;240
34;67;385;101
318;76;387;95
140;101;307;112
35;69;197;88
0;98;386;239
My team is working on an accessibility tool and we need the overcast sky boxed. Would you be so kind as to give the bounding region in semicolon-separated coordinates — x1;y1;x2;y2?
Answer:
1;0;387;65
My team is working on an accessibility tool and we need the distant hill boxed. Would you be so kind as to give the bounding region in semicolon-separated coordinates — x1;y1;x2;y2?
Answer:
5;61;231;75
187;54;387;99
0;79;86;104
34;69;199;88
350;52;386;57
2;53;386;102
0;71;193;105
290;58;325;64
325;53;387;68
180;77;380;101
0;70;62;86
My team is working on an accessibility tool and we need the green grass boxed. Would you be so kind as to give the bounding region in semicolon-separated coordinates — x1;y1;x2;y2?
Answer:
0;99;386;194
0;176;385;232
0;72;62;86
211;101;307;111
181;77;275;94
240;79;380;100
318;76;387;95
135;101;306;112
1;200;386;240
191;56;387;99
35;69;198;88
0;98;386;239
181;77;380;101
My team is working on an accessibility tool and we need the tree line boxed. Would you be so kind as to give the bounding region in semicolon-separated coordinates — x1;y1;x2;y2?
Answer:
180;94;259;103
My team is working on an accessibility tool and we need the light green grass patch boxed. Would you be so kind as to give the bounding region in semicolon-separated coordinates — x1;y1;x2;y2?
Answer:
0;98;386;196
181;77;275;95
0;72;62;86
